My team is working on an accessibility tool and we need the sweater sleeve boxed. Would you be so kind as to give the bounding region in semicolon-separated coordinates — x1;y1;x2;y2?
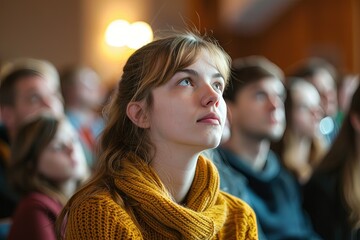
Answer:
64;192;142;240
220;191;258;240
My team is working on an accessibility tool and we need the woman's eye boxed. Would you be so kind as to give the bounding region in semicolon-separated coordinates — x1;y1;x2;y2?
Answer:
49;142;66;152
255;91;266;100
213;82;224;92
178;78;192;86
28;94;41;103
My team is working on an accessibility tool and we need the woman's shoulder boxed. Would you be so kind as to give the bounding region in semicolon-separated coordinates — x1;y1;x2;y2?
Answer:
17;192;62;213
65;189;142;239
220;191;255;217
9;192;61;240
69;190;128;218
219;191;258;239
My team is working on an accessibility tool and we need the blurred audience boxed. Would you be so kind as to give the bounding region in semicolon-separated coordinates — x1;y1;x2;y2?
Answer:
60;66;105;168
7;112;88;240
303;84;360;240
337;73;359;121
271;78;327;184
0;58;64;219
212;56;320;239
291;57;340;146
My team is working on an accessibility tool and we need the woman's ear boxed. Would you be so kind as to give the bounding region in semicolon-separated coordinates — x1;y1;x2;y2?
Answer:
350;113;360;133
126;101;150;128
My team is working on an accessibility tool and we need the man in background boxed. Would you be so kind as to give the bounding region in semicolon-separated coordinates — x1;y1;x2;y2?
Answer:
213;56;320;239
0;58;64;220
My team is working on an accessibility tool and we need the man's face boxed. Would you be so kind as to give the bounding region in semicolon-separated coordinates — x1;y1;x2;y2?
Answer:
12;75;64;127
229;77;286;141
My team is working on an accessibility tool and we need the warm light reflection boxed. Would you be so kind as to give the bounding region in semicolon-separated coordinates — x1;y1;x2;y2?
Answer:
105;20;130;47
127;21;153;49
105;20;153;49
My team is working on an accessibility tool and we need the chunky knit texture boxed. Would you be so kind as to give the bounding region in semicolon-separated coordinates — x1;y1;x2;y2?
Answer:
65;155;258;239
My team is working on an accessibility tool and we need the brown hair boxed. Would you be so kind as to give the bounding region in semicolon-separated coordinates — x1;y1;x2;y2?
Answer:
316;84;360;227
0;58;61;106
271;78;326;183
224;55;284;102
8;113;69;204
56;30;231;238
290;57;337;82
0;69;41;106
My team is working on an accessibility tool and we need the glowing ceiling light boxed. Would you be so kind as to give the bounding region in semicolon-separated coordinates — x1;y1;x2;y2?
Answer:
105;20;153;49
126;21;153;49
105;20;130;47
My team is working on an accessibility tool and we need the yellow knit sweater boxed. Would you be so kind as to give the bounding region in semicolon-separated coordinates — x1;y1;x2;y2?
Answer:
64;155;258;239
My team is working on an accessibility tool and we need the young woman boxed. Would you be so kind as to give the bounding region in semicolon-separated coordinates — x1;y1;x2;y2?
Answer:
272;78;327;184
303;84;360;239
7;113;89;240
56;31;258;239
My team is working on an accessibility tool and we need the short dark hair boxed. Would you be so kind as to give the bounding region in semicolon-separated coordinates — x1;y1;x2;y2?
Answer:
0;69;41;106
290;57;337;80
224;56;284;102
0;58;61;106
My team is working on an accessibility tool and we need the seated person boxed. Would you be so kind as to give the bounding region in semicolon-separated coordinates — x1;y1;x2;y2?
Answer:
56;31;258;239
213;56;320;239
303;84;360;239
60;66;106;167
271;78;327;184
0;58;64;239
7;112;89;240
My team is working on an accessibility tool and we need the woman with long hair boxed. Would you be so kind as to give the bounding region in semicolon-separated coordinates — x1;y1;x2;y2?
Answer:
56;31;258;239
7;112;88;240
272;78;327;184
303;84;360;239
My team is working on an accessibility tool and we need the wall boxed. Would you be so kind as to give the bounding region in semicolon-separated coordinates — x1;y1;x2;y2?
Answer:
1;0;359;85
0;0;82;69
210;0;360;75
186;0;359;75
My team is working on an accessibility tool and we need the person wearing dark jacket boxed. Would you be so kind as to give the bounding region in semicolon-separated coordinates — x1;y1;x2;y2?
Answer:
213;56;320;239
303;84;360;239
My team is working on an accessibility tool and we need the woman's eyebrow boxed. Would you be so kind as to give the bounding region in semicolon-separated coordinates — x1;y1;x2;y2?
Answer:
177;69;224;79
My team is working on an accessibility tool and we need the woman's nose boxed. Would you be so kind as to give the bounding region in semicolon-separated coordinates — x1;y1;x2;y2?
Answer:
64;142;74;155
201;84;220;107
312;106;324;121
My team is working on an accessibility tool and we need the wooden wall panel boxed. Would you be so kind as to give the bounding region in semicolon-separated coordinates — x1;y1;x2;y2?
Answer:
188;0;360;75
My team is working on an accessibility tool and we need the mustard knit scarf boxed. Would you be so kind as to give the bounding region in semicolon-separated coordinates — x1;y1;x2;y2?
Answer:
114;154;228;239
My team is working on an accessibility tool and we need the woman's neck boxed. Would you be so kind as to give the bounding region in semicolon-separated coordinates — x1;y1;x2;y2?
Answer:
286;132;312;163
150;145;199;204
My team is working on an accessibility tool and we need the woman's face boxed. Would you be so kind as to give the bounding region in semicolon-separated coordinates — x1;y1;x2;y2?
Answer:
38;119;88;182
147;49;227;152
291;81;323;138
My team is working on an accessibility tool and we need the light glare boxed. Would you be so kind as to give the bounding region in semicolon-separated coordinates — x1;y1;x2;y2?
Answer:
105;20;153;49
105;20;130;47
127;21;153;49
